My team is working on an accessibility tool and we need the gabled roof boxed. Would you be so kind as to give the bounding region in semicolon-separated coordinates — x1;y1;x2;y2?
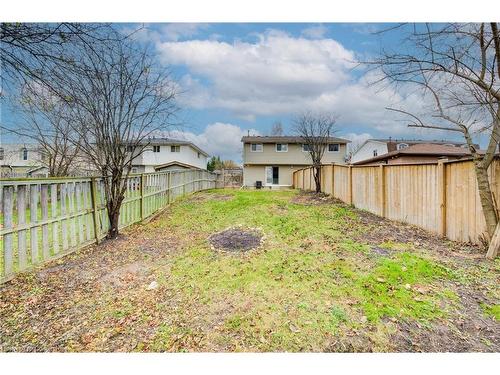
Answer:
126;137;209;157
241;135;350;144
154;161;203;170
353;143;474;165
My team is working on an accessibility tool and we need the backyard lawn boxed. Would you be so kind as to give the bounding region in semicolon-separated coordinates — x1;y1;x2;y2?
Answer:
0;189;499;352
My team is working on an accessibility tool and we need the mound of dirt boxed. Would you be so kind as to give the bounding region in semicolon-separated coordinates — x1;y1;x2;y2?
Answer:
209;228;263;252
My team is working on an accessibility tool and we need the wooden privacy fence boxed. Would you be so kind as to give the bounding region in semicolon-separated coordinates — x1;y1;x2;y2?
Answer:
0;169;218;283
293;159;500;245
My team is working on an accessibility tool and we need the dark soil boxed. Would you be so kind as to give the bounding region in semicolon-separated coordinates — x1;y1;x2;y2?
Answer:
209;228;262;252
291;191;337;205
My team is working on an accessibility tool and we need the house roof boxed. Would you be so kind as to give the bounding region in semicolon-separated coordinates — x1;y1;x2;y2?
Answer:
352;143;474;165
127;137;209;157
369;138;466;145
154;161;203;170
241;135;350;144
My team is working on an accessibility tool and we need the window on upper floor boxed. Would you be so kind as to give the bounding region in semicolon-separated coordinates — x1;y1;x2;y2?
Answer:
198;152;201;158
126;145;134;152
0;148;4;160
153;145;161;153
21;148;28;160
373;149;378;157
302;144;312;152
250;143;263;152
275;143;288;152
328;143;340;152
170;145;180;152
397;143;409;150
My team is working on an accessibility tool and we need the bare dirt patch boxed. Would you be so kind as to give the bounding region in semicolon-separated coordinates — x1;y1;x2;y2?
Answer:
291;191;337;205
347;207;484;260
209;227;263;253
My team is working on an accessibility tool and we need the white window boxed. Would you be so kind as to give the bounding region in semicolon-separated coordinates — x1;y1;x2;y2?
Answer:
170;145;180;152
275;143;288;152
328;143;340;152
397;143;409;150
153;145;161;153
0;148;4;160
302;144;312;152
21;148;28;160
250;143;263;152
131;167;138;174
373;149;378;157
197;152;201;158
126;145;134;152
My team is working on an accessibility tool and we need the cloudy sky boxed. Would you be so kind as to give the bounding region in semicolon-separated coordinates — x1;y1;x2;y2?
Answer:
2;23;477;162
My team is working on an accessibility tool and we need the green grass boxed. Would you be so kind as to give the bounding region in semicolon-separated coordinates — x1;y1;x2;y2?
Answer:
151;189;459;350
2;189;496;352
481;303;500;321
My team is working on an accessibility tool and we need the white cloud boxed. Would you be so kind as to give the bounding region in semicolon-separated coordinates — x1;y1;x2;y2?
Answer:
157;30;429;138
160;23;209;42
166;122;260;163
301;25;328;39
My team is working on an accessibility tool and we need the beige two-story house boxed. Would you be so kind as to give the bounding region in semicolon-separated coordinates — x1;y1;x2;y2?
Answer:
241;136;349;189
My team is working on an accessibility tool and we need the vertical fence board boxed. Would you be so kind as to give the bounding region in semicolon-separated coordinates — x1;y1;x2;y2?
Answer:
60;183;68;251
17;185;28;270
2;186;14;277
30;184;39;264
40;184;50;260
51;184;60;254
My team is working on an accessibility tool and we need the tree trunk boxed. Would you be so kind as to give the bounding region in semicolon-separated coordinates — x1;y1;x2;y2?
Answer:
107;204;121;239
473;160;498;239
314;166;321;193
486;221;500;258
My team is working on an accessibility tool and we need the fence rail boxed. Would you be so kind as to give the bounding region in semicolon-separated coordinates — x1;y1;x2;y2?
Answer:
0;169;218;282
293;159;500;245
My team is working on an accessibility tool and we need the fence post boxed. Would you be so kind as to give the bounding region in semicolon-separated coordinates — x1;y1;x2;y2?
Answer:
140;173;145;220
90;177;100;244
182;171;186;196
331;163;335;198
437;160;447;237
378;164;386;217
166;172;171;204
347;165;353;205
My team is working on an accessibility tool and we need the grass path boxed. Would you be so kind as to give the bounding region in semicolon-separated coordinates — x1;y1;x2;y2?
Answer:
0;189;499;352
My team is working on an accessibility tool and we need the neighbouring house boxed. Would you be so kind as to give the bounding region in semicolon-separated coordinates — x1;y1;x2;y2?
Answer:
241;135;350;189
350;138;471;164
127;137;209;173
0;143;48;178
352;143;474;166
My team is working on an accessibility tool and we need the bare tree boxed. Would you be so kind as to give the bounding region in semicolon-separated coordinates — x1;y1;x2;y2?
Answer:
0;23;116;95
270;121;284;136
2;87;84;177
293;112;337;193
50;35;178;239
371;23;500;258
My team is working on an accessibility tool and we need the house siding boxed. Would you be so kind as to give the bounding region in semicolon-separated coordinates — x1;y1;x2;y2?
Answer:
243;143;347;165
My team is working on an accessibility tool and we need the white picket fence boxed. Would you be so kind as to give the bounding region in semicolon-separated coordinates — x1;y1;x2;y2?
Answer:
0;169;218;283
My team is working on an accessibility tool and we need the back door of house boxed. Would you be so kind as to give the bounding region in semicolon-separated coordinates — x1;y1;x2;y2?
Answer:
266;166;279;185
